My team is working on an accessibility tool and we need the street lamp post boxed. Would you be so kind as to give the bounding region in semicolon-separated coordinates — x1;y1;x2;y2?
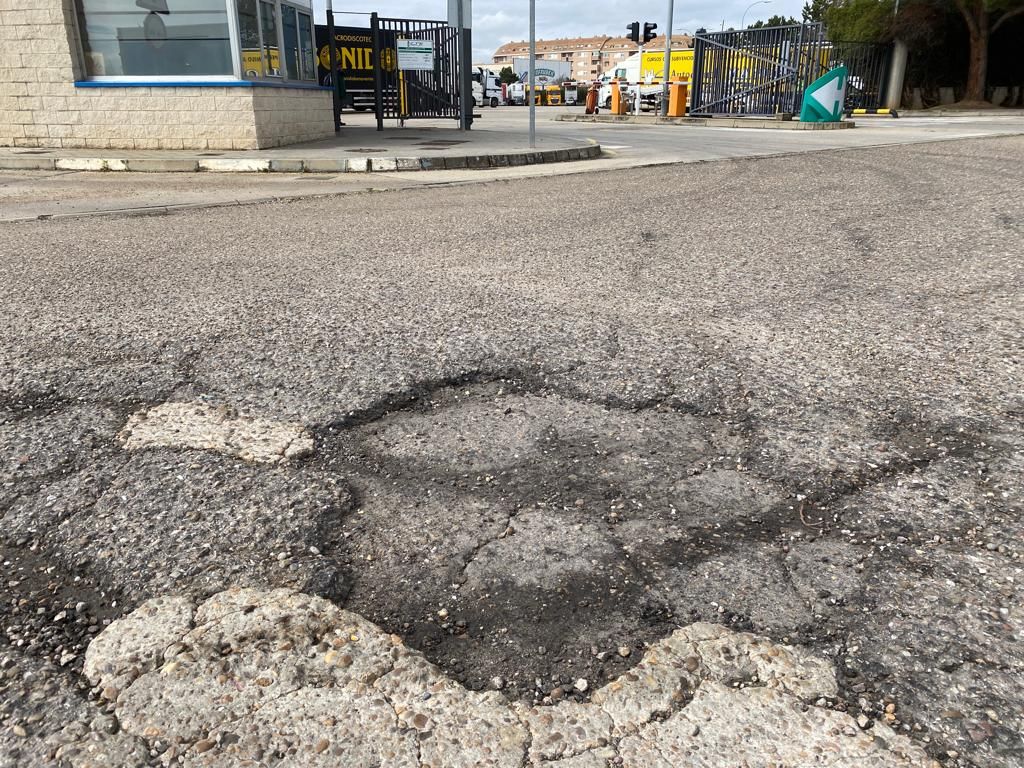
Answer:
528;0;535;147
659;0;674;116
740;0;771;30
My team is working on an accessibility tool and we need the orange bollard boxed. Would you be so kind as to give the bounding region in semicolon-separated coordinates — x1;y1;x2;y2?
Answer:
585;86;598;114
610;81;627;115
668;82;689;117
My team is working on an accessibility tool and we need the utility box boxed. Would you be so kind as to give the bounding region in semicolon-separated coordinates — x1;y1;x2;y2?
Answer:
667;83;688;117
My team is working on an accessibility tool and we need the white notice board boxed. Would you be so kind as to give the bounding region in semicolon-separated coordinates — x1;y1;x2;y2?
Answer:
397;39;435;71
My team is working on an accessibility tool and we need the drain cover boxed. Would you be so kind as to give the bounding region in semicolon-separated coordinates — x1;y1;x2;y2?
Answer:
414;140;467;147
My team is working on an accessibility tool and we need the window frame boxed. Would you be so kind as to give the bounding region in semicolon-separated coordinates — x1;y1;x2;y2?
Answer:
73;0;318;85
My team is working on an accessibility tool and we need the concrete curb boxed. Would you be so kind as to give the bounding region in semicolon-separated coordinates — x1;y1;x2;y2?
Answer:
557;115;854;130
0;145;601;174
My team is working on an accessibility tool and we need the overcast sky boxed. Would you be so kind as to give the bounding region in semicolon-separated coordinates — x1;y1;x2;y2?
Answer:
310;0;809;62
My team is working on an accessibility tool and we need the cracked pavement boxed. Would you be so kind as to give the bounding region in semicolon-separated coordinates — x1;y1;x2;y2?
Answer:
1;135;1022;767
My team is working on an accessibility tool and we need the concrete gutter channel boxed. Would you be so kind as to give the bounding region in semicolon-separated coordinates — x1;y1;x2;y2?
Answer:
0;145;602;174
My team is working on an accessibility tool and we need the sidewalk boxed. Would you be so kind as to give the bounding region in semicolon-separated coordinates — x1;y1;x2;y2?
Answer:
0;120;600;174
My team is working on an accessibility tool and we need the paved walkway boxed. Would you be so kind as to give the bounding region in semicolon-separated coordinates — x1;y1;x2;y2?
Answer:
0;122;599;173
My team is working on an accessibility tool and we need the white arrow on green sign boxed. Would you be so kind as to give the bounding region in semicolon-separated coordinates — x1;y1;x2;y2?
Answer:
799;66;848;123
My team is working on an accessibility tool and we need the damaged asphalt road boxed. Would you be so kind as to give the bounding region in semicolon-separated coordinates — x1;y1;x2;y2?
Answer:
0;135;1022;767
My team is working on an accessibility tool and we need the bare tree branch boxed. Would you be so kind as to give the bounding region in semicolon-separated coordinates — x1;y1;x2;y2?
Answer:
993;4;1024;33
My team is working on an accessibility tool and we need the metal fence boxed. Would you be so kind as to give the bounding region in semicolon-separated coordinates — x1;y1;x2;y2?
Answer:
824;41;891;111
689;23;893;117
690;23;829;117
371;14;461;129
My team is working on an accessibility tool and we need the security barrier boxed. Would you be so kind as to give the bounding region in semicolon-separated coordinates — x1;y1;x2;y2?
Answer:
846;108;899;118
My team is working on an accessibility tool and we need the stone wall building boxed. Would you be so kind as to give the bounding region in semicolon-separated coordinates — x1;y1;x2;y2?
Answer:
0;0;333;150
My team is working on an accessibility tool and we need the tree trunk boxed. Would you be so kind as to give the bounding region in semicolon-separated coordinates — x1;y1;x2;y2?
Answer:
964;26;989;102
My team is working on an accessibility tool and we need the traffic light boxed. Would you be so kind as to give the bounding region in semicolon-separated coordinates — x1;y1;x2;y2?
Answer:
643;22;658;44
627;22;640;43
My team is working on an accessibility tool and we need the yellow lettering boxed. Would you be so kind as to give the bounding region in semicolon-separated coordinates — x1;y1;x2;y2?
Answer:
341;47;357;69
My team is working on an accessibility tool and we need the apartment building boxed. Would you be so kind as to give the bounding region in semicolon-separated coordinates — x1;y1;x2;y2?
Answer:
493;34;692;82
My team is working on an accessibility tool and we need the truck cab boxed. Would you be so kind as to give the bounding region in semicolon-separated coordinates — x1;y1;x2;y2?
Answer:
471;67;503;108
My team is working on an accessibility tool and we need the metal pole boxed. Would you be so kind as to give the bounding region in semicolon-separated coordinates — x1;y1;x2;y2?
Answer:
886;0;906;111
457;0;467;129
327;0;341;132
741;0;771;30
371;12;384;131
635;44;642;115
660;0;674;115
885;39;908;110
528;0;535;148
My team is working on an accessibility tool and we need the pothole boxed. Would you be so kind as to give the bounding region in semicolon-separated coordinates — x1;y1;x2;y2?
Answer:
313;377;792;702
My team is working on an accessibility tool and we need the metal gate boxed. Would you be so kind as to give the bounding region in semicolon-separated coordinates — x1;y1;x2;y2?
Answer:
690;23;829;117
824;41;891;111
371;14;461;129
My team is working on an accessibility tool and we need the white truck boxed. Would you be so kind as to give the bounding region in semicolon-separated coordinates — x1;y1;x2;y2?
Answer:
597;53;659;112
597;49;694;112
472;67;503;108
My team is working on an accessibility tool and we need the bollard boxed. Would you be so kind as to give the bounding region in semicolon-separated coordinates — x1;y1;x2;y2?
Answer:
667;82;688;117
610;82;627;115
585;87;598;114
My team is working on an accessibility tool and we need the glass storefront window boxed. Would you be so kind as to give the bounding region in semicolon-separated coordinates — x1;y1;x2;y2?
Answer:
258;0;280;77
281;4;298;80
236;0;261;78
76;0;233;77
297;11;315;81
75;0;316;82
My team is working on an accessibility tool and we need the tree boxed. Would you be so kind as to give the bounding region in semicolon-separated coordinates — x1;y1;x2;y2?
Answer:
803;0;833;21
749;14;800;27
826;0;896;40
498;66;518;85
952;0;1024;101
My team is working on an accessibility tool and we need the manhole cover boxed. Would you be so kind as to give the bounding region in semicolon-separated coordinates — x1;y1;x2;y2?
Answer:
196;152;224;157
414;140;467;147
348;148;387;153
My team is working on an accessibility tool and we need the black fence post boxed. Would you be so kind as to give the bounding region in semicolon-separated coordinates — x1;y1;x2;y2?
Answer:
371;12;384;131
327;6;340;132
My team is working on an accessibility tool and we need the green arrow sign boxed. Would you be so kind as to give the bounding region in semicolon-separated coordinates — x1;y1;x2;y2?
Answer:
800;66;847;123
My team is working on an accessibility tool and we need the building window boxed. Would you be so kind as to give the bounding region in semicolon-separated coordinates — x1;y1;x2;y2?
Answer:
76;0;232;76
74;0;316;83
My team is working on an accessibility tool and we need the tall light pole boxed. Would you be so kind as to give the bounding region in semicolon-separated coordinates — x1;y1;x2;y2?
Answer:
528;0;535;147
741;0;771;30
659;0;674;116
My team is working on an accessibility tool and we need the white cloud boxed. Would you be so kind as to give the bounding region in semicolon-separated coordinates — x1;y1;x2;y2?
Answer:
310;0;807;62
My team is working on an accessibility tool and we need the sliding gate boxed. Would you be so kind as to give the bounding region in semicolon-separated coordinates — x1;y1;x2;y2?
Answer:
690;23;829;116
690;23;893;116
370;14;462;129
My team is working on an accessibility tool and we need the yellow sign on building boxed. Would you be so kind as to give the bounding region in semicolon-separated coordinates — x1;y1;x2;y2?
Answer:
241;47;280;78
640;50;694;81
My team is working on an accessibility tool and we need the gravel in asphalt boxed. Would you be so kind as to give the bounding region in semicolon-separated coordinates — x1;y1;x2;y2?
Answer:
0;135;1021;767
